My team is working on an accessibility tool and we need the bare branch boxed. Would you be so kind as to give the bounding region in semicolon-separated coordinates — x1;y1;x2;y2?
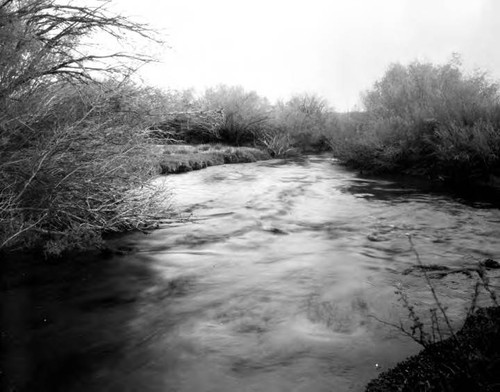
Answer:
407;235;458;343
0;0;162;100
1;213;47;249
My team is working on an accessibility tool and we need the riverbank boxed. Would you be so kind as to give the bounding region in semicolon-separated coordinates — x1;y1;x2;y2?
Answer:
158;144;271;174
0;143;270;255
365;306;500;391
332;161;500;208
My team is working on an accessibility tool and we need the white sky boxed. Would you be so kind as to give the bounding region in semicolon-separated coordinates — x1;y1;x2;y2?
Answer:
111;0;500;111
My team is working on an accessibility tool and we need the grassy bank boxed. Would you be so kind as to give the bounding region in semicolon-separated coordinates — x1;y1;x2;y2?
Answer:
158;144;271;174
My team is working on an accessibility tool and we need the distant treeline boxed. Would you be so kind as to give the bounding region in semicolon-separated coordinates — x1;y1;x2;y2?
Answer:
148;58;500;190
149;85;336;156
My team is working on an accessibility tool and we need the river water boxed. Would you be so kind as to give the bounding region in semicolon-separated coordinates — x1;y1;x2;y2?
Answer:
3;156;500;392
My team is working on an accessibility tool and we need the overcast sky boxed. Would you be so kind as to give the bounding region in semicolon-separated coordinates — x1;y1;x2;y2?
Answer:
112;0;500;111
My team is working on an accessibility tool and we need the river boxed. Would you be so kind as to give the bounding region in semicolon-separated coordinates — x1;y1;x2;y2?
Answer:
3;156;500;391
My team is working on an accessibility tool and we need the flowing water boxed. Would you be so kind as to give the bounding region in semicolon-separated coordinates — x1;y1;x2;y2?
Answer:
3;156;500;392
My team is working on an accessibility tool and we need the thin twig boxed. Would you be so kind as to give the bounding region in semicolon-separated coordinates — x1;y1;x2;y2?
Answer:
407;234;458;343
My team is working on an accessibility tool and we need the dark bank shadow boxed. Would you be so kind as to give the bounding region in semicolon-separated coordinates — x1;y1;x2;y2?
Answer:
257;155;311;168
0;249;180;392
341;173;500;209
341;178;431;203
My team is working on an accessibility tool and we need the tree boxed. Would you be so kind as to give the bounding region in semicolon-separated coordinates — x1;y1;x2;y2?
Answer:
201;85;271;145
0;0;168;254
0;0;159;102
271;93;332;152
331;57;500;179
362;59;500;125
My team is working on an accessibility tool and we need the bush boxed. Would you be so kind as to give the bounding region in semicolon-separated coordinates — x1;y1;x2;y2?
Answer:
363;57;499;125
259;128;297;158
0;108;169;255
200;85;271;145
329;57;500;182
163;87;337;156
433;120;500;180
0;0;170;255
271;94;334;153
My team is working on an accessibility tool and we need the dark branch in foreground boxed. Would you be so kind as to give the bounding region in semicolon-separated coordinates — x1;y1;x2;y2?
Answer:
403;258;500;279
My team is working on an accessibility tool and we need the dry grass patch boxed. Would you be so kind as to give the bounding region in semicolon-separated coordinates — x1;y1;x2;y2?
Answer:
158;144;271;174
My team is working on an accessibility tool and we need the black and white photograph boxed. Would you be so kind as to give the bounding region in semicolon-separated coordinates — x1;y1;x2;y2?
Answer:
1;0;500;391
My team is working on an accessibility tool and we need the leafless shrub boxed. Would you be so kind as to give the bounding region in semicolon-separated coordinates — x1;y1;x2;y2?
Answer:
0;0;161;102
0;117;171;255
260;129;296;158
0;0;170;255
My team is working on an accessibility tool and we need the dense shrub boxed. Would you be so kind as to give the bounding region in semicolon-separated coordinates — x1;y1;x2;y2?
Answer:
270;94;334;153
186;88;337;156
0;77;174;255
200;85;272;145
329;58;500;182
0;0;169;255
364;58;499;124
164;86;337;157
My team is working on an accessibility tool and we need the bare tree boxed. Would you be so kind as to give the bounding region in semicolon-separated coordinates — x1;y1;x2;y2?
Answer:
0;0;161;102
0;0;170;255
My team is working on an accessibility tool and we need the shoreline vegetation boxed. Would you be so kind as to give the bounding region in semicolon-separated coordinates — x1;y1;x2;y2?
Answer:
330;58;500;190
366;306;500;392
1;2;499;391
157;144;271;174
365;242;500;391
3;39;500;255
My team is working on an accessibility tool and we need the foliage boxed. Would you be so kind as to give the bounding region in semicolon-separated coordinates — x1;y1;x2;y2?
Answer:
200;85;272;145
0;100;170;255
0;0;159;102
363;56;499;124
185;88;337;157
0;0;168;255
329;57;500;182
270;93;334;153
151;108;225;144
259;128;296;158
432;120;500;180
